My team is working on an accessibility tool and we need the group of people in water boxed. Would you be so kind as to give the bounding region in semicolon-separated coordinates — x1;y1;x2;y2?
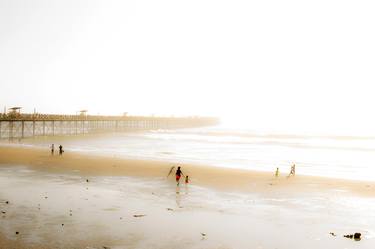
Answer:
275;163;296;177
50;144;64;156
176;166;189;186
172;163;296;187
168;166;189;186
49;143;295;185
173;163;296;187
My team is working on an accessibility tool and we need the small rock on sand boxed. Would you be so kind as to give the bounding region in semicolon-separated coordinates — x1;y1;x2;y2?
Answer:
133;214;146;218
201;233;207;239
344;233;361;240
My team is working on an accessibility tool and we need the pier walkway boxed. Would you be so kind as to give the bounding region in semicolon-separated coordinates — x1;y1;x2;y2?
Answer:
0;113;219;140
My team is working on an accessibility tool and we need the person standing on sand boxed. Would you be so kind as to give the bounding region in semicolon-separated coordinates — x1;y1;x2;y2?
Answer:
59;145;63;155
185;175;189;184
275;167;279;177
51;144;54;155
175;166;184;186
289;164;295;176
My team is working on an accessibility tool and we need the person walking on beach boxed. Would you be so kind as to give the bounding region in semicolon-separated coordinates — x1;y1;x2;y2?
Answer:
289;164;295;177
59;145;63;155
175;166;184;186
275;167;279;177
185;175;189;184
51;144;55;155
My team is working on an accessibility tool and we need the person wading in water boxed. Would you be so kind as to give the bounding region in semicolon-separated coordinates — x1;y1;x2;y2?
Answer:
59;145;64;155
175;166;184;186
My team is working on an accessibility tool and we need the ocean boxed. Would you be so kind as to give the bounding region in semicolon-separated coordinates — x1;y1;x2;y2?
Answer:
10;124;375;182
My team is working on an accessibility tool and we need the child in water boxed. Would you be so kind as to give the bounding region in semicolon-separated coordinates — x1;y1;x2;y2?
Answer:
185;175;189;184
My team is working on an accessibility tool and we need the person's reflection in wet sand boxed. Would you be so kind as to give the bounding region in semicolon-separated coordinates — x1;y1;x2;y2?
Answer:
175;186;182;208
184;182;189;195
184;175;189;195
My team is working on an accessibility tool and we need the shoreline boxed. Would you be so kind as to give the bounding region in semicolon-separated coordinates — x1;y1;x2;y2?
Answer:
1;145;375;249
2;130;374;182
1;145;374;196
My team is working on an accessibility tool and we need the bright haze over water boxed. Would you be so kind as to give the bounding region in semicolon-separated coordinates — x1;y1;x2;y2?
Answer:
1;0;375;137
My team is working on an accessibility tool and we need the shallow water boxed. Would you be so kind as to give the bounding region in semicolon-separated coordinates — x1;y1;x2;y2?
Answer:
0;166;375;249
8;125;375;181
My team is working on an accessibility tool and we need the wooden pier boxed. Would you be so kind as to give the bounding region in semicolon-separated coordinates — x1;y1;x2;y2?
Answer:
0;113;219;140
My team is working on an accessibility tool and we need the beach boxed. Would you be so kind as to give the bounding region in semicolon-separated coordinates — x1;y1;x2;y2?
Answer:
2;0;375;247
1;145;375;249
13;127;375;182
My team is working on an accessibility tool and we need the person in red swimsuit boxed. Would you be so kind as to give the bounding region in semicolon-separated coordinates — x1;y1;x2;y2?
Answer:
175;166;184;186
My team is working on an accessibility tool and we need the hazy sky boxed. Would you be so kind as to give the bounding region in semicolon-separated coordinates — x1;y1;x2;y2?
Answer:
1;0;374;133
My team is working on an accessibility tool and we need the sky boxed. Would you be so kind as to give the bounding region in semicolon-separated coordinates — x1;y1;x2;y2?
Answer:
1;0;375;134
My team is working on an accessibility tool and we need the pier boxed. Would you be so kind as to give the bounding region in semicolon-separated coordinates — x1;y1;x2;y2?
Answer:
0;112;219;140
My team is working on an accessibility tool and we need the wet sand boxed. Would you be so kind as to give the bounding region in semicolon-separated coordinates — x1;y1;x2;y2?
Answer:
1;146;375;249
1;146;375;195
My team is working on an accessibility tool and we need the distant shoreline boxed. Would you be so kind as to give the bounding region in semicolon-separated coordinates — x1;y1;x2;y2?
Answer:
0;145;374;197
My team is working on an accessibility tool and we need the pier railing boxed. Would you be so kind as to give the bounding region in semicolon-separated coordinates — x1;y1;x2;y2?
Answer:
0;113;219;139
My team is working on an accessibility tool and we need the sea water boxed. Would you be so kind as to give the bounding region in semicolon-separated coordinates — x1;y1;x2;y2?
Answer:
8;125;375;181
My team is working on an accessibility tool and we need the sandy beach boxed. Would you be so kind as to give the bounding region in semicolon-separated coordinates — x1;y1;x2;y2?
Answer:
2;0;375;247
1;145;375;249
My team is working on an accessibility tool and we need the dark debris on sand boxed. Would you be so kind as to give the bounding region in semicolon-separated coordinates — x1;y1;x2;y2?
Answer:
344;233;361;240
133;214;146;218
330;231;362;241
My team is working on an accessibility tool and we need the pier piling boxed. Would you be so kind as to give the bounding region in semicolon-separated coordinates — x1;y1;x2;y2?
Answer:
0;113;219;140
